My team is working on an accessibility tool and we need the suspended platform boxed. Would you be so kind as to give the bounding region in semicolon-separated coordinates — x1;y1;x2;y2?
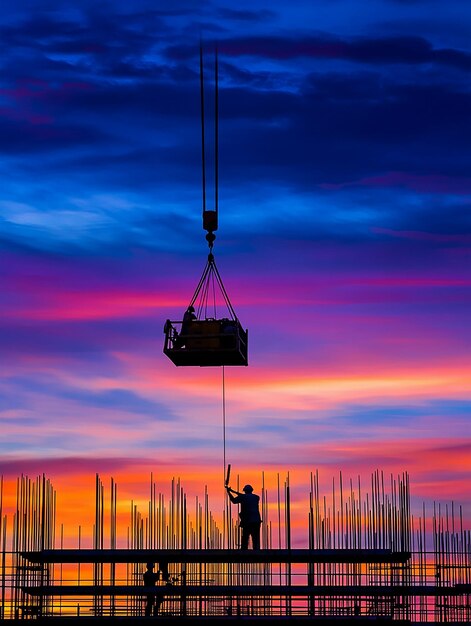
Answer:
163;250;248;367
164;318;248;366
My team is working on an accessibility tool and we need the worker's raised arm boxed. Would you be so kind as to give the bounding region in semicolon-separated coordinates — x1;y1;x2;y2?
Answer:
225;486;241;503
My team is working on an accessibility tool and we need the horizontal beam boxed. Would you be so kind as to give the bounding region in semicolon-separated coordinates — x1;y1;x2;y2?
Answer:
20;548;411;565
22;584;471;597
5;618;413;625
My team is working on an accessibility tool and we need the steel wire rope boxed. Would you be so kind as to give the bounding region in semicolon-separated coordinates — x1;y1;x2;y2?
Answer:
198;273;207;319
203;277;210;319
211;261;238;320
194;260;211;319
222;365;226;495
199;44;206;215
211;270;217;318
197;49;233;505
190;256;239;321
190;260;211;309
215;47;219;215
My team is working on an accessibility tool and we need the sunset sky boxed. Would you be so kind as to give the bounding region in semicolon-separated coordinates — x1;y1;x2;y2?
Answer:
1;0;470;536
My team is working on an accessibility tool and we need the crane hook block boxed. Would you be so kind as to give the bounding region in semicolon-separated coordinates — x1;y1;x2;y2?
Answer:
203;210;218;233
206;232;216;247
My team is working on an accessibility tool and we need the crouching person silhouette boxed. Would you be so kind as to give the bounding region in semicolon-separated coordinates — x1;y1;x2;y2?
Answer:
226;484;262;550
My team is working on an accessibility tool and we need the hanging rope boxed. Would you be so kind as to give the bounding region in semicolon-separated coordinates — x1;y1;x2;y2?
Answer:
200;45;218;251
199;43;206;214
222;365;232;548
215;47;219;215
211;269;217;318
189;253;239;322
222;365;226;487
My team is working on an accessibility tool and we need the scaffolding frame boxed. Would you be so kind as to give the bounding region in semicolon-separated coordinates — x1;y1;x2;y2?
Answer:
1;471;470;622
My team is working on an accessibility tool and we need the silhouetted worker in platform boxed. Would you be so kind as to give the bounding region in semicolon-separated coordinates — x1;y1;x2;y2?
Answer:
176;305;196;348
226;484;262;550
182;305;196;331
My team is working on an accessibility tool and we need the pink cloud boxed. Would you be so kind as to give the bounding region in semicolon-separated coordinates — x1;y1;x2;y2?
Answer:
11;289;182;321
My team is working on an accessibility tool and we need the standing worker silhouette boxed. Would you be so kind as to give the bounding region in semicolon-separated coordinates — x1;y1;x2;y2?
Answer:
226;484;262;550
182;305;196;334
143;563;159;616
173;305;197;350
143;562;166;616
175;305;196;349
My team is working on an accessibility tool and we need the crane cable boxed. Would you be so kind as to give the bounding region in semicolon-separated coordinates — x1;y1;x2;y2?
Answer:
199;43;206;214
200;43;218;251
215;47;218;215
222;365;226;486
201;44;228;491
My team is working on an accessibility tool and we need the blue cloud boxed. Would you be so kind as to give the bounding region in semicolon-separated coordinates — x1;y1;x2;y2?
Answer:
3;375;176;420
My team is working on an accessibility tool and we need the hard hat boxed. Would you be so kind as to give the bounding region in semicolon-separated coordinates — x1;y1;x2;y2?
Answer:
243;484;253;493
